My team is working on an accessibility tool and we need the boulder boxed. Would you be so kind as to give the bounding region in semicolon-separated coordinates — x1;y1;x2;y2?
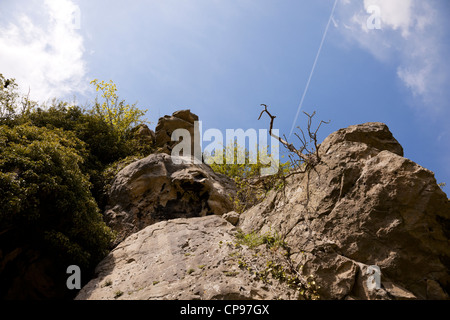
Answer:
133;124;155;145
222;211;240;226
238;122;450;299
75;216;300;300
155;110;201;159
104;153;235;245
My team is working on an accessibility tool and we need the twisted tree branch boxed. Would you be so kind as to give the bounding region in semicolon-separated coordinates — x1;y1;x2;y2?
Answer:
258;104;329;177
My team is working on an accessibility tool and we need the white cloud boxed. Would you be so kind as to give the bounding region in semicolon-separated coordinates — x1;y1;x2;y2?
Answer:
397;65;429;96
365;0;413;37
0;0;87;103
335;0;449;114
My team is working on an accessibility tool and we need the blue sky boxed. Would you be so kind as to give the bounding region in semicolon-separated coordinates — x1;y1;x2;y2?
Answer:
1;0;449;195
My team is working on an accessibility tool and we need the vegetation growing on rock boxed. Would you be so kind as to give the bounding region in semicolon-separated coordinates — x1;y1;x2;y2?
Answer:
208;141;290;213
231;228;320;300
1;73;449;301
0;123;113;269
0;74;152;299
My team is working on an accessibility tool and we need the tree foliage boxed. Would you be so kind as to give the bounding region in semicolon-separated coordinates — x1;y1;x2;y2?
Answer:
91;79;147;139
0;74;18;120
2;84;153;208
208;141;289;213
0;124;113;268
0;75;152;272
0;74;36;121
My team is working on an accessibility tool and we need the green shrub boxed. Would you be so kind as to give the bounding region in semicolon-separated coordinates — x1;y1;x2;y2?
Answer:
0;74;37;123
0;74;19;120
207;141;290;213
0;124;113;268
6;101;153;209
16;102;131;164
91;79;147;139
235;229;287;250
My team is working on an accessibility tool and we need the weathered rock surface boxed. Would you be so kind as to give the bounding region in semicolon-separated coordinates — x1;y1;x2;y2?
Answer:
79;121;450;300
222;211;240;226
104;153;235;245
238;122;450;299
155;109;201;158
75;216;299;300
133;123;156;145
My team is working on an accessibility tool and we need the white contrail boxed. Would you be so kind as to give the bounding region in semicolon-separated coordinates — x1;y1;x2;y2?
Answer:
289;0;339;137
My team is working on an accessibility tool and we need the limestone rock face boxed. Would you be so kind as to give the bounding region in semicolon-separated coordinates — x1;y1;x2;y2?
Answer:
155;110;200;158
238;122;450;299
104;153;235;245
78;121;450;300
133;124;155;145
75;216;298;300
320;122;404;157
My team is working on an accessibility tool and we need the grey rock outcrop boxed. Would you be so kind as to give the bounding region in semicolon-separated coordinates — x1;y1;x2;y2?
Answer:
238;122;450;299
78;121;450;300
104;153;235;245
155;110;201;159
133;123;156;145
75;216;299;300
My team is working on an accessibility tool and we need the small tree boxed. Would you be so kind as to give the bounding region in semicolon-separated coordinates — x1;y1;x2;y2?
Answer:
90;79;147;139
0;124;113;268
0;74;18;120
0;74;36;122
258;104;330;241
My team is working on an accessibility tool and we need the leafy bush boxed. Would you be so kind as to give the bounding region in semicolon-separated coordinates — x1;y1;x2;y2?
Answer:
0;75;151;298
207;141;290;213
1;77;151;161
235;228;287;250
91;79;147;139
0;74;19;120
6;100;153;208
16;102;130;163
0;124;113;268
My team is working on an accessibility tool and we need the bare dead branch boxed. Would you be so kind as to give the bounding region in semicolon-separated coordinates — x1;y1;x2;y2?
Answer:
259;104;307;161
258;104;329;178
